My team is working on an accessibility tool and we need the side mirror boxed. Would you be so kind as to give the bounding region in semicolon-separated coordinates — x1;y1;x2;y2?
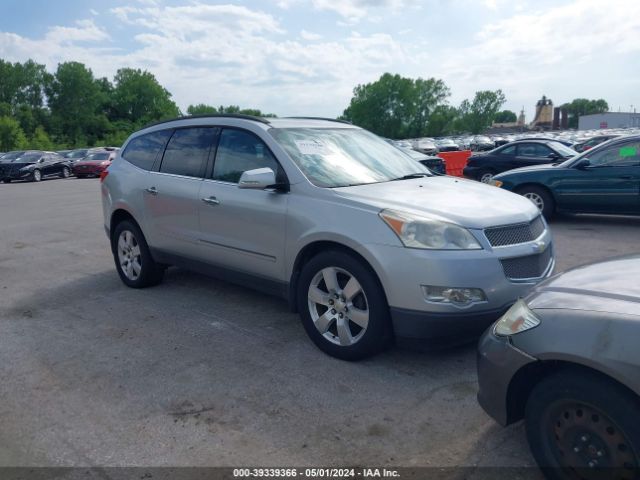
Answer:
574;159;591;169
238;168;277;190
547;153;560;160
38;158;45;163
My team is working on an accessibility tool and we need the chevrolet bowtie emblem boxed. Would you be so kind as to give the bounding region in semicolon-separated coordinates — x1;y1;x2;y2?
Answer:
532;241;546;253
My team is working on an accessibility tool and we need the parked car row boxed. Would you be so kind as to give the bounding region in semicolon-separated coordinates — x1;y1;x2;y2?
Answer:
0;147;119;183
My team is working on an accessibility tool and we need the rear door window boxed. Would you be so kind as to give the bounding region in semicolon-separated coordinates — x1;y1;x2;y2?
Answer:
122;130;172;171
159;128;216;178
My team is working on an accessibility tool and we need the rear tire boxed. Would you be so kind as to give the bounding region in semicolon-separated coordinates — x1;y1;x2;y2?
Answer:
297;250;392;361
526;369;640;480
517;185;555;219
2;179;10;183
111;220;164;288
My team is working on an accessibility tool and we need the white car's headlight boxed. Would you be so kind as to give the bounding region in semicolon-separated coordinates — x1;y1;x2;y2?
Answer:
379;209;482;250
494;299;540;336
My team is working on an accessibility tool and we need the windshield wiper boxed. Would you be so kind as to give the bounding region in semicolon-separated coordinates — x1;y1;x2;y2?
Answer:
391;173;430;181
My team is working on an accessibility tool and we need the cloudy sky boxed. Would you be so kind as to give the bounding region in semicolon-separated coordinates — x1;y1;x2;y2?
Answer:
1;0;638;120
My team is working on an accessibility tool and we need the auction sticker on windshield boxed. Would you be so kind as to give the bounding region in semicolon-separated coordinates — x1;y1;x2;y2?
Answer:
294;139;329;155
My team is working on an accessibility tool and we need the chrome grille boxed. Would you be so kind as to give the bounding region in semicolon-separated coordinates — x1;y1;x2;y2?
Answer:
501;246;553;280
485;216;545;247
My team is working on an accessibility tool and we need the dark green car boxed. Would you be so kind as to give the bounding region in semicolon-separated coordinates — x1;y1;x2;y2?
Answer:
491;135;640;218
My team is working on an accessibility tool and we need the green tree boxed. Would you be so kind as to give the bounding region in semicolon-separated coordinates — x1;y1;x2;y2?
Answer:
187;104;219;115
494;109;517;123
424;105;459;137
29;126;54;150
110;68;180;126
45;62;106;145
186;104;277;117
0;116;27;151
560;98;609;128
457;90;507;134
341;73;450;138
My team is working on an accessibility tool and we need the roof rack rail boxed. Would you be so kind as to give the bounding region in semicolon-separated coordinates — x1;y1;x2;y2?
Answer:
285;116;352;125
142;113;272;129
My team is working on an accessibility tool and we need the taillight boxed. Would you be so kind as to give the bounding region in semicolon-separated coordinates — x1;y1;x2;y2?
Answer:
100;169;109;183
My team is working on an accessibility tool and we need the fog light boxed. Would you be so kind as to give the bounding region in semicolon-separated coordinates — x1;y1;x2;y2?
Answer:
422;285;486;306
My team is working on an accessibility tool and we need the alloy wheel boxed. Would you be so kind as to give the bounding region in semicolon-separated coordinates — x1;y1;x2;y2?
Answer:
33;170;41;182
117;230;142;281
480;172;494;183
524;192;544;211
307;266;369;346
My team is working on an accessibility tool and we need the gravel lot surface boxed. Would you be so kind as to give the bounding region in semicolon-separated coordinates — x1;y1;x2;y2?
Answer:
1;178;638;473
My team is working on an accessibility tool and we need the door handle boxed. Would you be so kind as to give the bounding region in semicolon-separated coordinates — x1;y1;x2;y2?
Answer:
201;196;220;205
145;186;158;195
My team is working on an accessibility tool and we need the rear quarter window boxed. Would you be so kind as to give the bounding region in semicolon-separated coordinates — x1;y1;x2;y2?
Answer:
122;130;172;171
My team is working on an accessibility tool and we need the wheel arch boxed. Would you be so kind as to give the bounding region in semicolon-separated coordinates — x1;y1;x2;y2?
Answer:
505;360;639;425
109;209;141;252
514;182;556;202
287;240;388;314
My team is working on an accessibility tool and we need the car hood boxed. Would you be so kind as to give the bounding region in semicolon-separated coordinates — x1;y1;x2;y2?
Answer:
1;162;34;168
528;255;640;317
334;176;539;229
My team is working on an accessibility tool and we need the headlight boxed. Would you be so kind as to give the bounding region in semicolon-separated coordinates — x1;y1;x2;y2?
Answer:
494;299;540;336
379;209;482;250
100;161;110;166
19;165;34;171
489;179;503;187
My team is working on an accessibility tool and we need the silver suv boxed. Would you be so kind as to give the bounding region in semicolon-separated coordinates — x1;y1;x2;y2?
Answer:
101;115;554;360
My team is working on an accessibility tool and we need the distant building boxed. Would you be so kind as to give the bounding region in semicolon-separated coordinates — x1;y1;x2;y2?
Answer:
531;95;554;130
578;112;640;130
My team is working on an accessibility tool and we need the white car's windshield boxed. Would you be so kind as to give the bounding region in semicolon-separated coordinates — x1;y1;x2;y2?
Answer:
270;128;430;188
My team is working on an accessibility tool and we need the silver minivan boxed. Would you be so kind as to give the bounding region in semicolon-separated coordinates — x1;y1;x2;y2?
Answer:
101;115;554;360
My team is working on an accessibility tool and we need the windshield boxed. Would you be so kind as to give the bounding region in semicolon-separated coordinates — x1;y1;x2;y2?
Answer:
270;128;430;187
14;153;42;163
86;152;110;161
67;150;88;158
550;142;578;157
0;151;26;162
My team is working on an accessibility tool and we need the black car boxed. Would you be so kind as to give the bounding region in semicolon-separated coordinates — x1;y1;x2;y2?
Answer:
0;151;72;183
399;147;446;174
463;140;577;183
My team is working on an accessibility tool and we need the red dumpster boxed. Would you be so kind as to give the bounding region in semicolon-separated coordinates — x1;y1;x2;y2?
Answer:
437;150;471;177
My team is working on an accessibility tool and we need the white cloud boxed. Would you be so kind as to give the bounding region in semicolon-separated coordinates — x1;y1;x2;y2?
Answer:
433;0;640;115
300;30;322;40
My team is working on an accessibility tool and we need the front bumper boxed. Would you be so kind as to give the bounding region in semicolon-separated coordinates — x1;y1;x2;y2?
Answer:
364;227;554;342
73;165;105;176
476;328;536;425
391;304;511;347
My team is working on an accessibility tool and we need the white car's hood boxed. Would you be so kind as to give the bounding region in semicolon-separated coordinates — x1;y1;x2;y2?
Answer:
334;176;539;229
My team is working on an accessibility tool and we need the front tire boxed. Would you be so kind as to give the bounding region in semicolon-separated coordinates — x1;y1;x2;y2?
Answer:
60;166;70;178
526;370;640;480
479;170;496;183
2;179;11;183
112;220;164;288
297;250;392;361
517;185;555;219
32;169;42;182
